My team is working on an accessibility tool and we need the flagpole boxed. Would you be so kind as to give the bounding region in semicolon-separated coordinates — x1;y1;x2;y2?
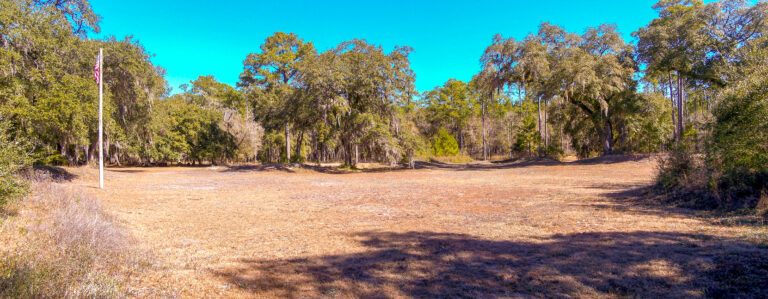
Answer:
98;48;104;189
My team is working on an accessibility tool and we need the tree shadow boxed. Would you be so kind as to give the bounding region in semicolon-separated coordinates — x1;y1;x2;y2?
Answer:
572;154;651;165
592;182;768;227
224;164;298;173
24;165;78;182
225;163;413;175
107;168;149;173
213;231;768;298
413;158;563;172
220;155;652;175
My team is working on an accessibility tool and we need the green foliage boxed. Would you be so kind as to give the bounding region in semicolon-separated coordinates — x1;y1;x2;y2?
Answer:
706;80;768;208
648;0;768;212
431;129;460;157
243;35;417;166
0;0;169;165
513;114;540;156
622;92;674;154
544;144;565;161
0;121;29;208
151;97;238;165
423;79;474;139
710;84;768;177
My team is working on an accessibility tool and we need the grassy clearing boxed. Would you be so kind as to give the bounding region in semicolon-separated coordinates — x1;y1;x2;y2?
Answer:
60;158;767;297
0;170;154;298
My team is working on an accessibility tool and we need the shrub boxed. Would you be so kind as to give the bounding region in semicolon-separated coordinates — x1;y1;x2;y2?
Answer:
0;121;30;209
657;80;768;213
707;83;768;210
655;143;716;209
544;144;565;161
513;114;540;157
431;129;459;157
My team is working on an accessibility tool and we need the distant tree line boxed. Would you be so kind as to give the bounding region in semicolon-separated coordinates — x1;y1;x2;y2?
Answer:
1;0;767;209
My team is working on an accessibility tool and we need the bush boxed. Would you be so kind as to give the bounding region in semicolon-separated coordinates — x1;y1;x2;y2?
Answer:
0;121;30;209
431;129;459;157
655;144;716;209
657;80;768;213
544;144;565;161
707;83;768;210
513;114;540;157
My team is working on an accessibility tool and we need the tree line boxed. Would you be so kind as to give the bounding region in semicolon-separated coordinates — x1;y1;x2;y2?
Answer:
1;0;767;208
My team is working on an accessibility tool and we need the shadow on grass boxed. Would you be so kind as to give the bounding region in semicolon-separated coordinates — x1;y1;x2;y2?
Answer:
414;158;563;171
221;155;653;175
27;166;78;182
591;182;768;227
213;231;767;298
107;168;149;173
572;154;651;165
223;159;563;174
225;163;407;174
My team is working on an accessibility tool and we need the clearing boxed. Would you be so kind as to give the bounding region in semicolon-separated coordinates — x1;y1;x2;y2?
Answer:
66;156;767;298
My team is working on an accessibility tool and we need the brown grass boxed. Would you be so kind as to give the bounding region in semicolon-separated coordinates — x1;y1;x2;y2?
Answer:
0;171;159;298
23;157;768;297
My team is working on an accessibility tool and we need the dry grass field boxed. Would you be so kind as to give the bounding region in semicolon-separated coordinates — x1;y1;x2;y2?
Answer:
58;156;768;298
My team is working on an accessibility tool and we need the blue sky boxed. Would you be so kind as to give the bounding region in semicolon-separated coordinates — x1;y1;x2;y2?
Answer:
90;0;663;94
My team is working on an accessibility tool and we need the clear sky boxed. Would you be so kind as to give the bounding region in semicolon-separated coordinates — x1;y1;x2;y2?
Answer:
90;0;662;94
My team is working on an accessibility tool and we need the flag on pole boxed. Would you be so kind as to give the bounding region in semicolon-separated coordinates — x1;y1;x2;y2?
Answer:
93;54;101;83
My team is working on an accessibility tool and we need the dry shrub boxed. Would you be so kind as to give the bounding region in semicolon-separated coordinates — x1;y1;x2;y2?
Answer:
1;176;150;298
655;149;717;209
757;191;768;217
31;186;128;256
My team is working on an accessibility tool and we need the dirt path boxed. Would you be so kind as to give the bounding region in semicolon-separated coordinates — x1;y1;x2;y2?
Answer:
70;157;768;298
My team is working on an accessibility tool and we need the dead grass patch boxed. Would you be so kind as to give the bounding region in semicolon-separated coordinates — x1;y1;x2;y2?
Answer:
0;174;156;298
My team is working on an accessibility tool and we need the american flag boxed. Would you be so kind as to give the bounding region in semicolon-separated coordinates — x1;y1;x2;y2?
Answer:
93;53;100;83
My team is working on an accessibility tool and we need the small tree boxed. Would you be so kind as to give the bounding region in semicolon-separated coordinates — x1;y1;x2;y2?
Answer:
513;114;540;157
431;129;460;157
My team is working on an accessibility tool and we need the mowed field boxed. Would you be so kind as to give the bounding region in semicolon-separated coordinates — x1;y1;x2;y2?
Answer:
68;157;768;298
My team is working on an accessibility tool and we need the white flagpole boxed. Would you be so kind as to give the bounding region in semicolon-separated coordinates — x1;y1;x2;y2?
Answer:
99;48;104;189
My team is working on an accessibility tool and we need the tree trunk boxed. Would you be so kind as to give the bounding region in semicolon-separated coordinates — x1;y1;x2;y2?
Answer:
354;144;359;166
105;137;111;165
284;123;291;163
59;141;67;158
347;142;353;167
482;102;487;161
508;123;513;158
668;73;677;140
677;72;685;142
544;101;549;148
601;120;614;155
694;96;699;152
537;98;542;142
294;131;304;162
89;141;97;163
